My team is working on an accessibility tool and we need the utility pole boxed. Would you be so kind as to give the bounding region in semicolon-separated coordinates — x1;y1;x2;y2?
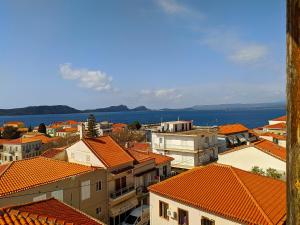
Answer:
287;0;300;224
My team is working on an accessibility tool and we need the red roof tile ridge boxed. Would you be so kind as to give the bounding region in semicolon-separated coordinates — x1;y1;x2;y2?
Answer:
0;162;13;177
230;167;276;225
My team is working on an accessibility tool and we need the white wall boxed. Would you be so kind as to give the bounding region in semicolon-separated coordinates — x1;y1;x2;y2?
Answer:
66;141;107;168
218;146;286;173
149;193;242;225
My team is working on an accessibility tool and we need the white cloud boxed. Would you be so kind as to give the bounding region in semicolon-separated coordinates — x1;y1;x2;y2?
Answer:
200;28;268;64
141;88;183;100
156;0;188;14
59;63;113;91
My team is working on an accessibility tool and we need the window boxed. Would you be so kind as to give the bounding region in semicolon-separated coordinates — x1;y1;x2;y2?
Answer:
178;208;188;225
159;201;169;219
9;156;13;161
201;217;215;225
96;207;101;215
115;176;126;191
96;180;102;191
81;180;91;201
163;165;167;176
159;138;163;144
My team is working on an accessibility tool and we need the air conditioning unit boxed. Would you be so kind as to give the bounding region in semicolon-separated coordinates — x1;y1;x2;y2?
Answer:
167;210;177;219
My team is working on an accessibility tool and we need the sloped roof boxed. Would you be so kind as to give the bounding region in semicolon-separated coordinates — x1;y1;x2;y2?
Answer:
270;115;287;122
264;123;286;130
0;198;103;225
0;157;95;197
127;149;154;164
83;136;134;169
259;132;286;141
254;139;286;161
41;147;66;158
218;124;249;135
149;164;286;225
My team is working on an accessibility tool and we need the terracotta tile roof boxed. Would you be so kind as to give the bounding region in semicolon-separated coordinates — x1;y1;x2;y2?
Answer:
259;132;286;141
0;198;103;225
264;123;286;130
127;149;154;164
149;164;286;225
3;121;24;127
41;147;66;158
0;139;12;145
83;136;134;169
112;123;127;128
218;124;249;135
254;139;286;161
127;143;173;165
270;115;287;122
3;137;42;145
0;157;95;197
65;120;79;125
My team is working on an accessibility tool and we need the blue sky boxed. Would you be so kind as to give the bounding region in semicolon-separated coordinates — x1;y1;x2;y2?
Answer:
0;0;285;109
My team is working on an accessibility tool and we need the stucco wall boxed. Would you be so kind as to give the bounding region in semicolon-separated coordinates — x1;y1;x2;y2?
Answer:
149;192;242;225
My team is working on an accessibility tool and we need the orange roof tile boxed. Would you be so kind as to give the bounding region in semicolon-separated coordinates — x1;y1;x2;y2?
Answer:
0;139;12;145
260;132;286;141
271;115;287;122
3;137;42;145
127;143;173;165
0;157;95;197
112;123;127;128
127;149;154;164
83;136;134;169
0;198;103;225
65;120;79;125
41;147;66;158
254;139;286;161
149;164;286;225
218;124;249;135
264;123;286;130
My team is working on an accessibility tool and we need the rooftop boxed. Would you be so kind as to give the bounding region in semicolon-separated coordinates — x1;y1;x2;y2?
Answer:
264;123;286;130
270;115;287;122
155;128;216;136
0;157;96;197
41;147;67;158
83;136;134;169
0;198;103;225
259;132;286;141
149;164;286;225
218;124;249;135
254;139;286;161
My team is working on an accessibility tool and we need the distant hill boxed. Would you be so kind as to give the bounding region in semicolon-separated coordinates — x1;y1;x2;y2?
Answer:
184;102;286;111
0;105;80;116
0;105;151;116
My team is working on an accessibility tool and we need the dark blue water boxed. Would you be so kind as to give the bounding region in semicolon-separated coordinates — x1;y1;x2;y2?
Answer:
0;109;286;129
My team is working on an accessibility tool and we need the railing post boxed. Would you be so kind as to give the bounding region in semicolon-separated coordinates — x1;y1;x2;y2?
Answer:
287;0;300;224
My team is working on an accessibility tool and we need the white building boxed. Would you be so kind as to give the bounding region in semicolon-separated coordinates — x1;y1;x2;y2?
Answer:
151;122;218;169
259;132;286;147
0;138;42;164
82;121;112;137
148;164;286;225
218;139;286;176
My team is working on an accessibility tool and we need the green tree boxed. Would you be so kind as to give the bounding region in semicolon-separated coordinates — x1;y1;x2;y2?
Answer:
128;121;142;130
87;114;98;138
38;123;47;134
2;126;20;139
28;125;33;132
251;166;265;176
266;168;282;179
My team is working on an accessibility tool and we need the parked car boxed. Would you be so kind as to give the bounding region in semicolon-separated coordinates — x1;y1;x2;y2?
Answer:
122;205;150;225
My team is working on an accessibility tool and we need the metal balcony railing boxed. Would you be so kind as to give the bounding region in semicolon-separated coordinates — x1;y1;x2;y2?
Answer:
110;185;135;199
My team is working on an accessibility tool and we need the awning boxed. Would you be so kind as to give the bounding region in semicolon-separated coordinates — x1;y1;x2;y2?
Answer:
236;134;247;142
109;197;139;217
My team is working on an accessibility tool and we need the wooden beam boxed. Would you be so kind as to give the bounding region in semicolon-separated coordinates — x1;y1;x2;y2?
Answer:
287;0;300;224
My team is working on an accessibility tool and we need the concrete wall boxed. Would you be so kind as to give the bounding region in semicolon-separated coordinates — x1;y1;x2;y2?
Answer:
0;169;108;223
218;146;286;174
149;192;242;225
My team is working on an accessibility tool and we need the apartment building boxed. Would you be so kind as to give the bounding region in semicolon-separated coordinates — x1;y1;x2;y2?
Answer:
0;138;42;163
151;121;218;169
218;139;286;176
148;164;286;225
261;115;287;135
0;198;105;225
65;136;137;225
259;132;286;147
0;157;108;223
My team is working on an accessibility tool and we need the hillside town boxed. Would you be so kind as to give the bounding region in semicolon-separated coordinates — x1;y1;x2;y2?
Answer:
0;114;287;225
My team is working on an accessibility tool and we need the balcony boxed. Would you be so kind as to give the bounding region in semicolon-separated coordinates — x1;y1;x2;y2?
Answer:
110;185;135;200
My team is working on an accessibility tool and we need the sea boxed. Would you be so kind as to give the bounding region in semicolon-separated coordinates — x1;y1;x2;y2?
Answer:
0;108;286;129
